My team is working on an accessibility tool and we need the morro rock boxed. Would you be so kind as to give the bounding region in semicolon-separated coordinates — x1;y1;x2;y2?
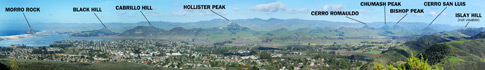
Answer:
26;28;35;34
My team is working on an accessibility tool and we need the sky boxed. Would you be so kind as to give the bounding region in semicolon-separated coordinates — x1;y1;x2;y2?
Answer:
0;0;484;27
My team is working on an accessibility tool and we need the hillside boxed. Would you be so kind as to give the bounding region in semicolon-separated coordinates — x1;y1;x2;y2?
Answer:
71;28;118;37
471;31;485;39
120;26;165;37
118;22;258;41
421;38;485;69
366;28;485;70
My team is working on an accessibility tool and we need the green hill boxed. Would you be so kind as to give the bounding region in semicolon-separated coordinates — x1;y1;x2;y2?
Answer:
71;28;119;37
365;28;485;70
421;39;485;69
121;26;165;37
471;31;485;39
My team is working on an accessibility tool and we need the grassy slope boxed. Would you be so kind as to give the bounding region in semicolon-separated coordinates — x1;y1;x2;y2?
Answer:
364;28;485;70
368;38;485;70
363;51;382;54
434;40;485;70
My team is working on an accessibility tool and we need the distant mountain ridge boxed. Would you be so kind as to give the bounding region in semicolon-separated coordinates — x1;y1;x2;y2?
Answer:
118;22;253;38
62;18;467;43
8;18;463;33
96;22;458;44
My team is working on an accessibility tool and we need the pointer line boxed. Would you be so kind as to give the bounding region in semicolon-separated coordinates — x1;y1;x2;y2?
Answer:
384;6;386;25
429;7;447;25
210;10;230;21
396;14;408;24
140;11;152;26
23;13;32;29
93;13;107;29
465;22;470;27
346;16;367;25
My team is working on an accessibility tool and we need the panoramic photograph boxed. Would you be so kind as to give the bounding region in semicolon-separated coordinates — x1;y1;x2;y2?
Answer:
0;0;484;70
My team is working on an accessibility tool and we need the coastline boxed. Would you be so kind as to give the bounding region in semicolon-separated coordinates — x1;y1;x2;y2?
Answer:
0;31;111;46
0;31;48;40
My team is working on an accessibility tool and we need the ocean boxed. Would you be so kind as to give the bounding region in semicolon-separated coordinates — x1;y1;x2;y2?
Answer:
0;30;111;46
0;30;30;36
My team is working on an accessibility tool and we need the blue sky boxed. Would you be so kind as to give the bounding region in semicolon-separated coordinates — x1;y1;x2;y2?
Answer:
0;0;484;27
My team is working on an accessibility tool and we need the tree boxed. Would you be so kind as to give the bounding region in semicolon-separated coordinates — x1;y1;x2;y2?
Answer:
405;53;443;70
356;62;363;67
350;55;356;62
251;66;259;70
387;65;397;70
329;51;336;54
250;50;258;55
133;48;141;54
10;58;18;70
373;53;444;70
259;52;271;59
373;63;385;70
422;44;450;65
32;49;43;54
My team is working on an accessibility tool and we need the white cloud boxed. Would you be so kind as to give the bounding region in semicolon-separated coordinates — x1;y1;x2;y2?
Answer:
118;11;127;15
172;11;188;16
390;14;401;17
286;8;310;14
148;11;163;16
415;13;425;17
234;8;240;11
429;11;447;16
317;4;346;11
122;14;137;17
429;11;437;16
251;2;287;14
117;11;136;17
